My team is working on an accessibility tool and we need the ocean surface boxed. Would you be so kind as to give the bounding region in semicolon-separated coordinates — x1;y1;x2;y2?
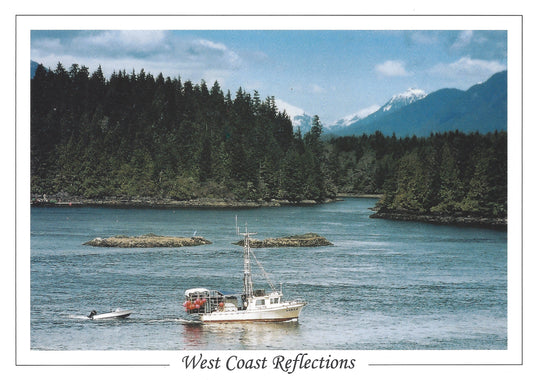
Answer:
30;198;507;350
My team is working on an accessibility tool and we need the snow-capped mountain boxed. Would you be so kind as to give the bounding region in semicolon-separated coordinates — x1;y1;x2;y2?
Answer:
328;71;507;137
380;88;427;113
275;99;314;133
326;104;380;131
276;88;427;135
327;88;427;134
292;114;314;133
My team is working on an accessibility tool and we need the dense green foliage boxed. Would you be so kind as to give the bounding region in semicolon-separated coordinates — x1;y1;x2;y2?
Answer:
31;63;507;218
328;130;507;217
31;63;334;202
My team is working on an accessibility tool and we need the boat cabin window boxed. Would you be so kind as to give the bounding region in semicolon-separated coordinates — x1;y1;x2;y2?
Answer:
255;299;265;306
272;297;279;304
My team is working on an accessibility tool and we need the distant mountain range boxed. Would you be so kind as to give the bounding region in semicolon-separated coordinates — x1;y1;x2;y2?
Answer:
335;88;426;132
282;71;507;137
326;104;381;132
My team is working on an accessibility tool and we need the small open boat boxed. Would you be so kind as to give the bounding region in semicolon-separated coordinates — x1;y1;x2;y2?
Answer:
87;309;133;320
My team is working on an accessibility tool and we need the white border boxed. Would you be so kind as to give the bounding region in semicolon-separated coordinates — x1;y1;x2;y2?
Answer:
14;14;524;380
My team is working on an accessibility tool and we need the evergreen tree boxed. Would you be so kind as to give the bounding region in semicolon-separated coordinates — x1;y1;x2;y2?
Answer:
198;132;212;183
431;142;463;213
391;151;429;212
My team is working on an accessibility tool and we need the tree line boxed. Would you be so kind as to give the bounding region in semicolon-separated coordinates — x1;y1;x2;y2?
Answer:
31;63;332;203
31;63;506;219
327;130;507;218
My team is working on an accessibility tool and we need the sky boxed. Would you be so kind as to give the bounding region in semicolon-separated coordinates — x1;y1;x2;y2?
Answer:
30;29;507;125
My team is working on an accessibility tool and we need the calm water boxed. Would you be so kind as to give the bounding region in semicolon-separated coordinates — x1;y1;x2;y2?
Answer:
30;198;507;350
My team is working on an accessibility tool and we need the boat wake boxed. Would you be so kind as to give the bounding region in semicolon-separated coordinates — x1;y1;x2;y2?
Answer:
68;314;90;320
67;314;202;325
176;318;203;325
282;318;299;323
143;317;203;325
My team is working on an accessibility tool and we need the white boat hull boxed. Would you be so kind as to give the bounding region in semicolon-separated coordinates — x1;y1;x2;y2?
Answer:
90;310;133;320
200;302;305;323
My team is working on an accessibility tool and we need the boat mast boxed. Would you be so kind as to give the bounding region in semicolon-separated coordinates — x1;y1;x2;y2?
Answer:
241;226;256;300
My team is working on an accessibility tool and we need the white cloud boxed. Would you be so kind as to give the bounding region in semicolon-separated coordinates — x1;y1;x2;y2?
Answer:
31;31;247;85
37;37;63;52
375;60;410;77
451;30;474;50
116;30;167;49
190;39;242;68
430;56;506;78
70;30;168;56
196;38;227;51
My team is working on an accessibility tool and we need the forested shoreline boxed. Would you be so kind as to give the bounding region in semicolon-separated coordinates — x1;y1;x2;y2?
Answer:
31;63;334;204
31;63;507;226
329;131;507;222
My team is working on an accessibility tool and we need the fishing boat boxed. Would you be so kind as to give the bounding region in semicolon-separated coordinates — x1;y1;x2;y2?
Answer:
183;227;306;323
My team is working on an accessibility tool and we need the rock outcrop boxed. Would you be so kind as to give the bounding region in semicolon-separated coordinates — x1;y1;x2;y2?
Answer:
234;233;333;248
83;233;212;248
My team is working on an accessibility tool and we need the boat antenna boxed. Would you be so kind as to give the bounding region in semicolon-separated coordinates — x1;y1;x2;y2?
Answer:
235;215;239;236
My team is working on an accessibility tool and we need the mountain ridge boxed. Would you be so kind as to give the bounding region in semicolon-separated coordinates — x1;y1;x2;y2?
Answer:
328;71;507;137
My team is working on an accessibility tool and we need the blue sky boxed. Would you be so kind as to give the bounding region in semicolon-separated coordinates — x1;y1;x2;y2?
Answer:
31;29;507;125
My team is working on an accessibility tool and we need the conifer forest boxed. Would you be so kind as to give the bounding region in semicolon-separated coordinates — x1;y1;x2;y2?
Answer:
31;63;507;220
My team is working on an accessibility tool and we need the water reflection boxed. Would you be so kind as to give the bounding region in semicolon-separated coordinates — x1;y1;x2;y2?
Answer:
182;320;301;350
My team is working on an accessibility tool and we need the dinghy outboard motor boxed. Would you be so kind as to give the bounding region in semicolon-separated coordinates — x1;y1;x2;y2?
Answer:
88;310;97;319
